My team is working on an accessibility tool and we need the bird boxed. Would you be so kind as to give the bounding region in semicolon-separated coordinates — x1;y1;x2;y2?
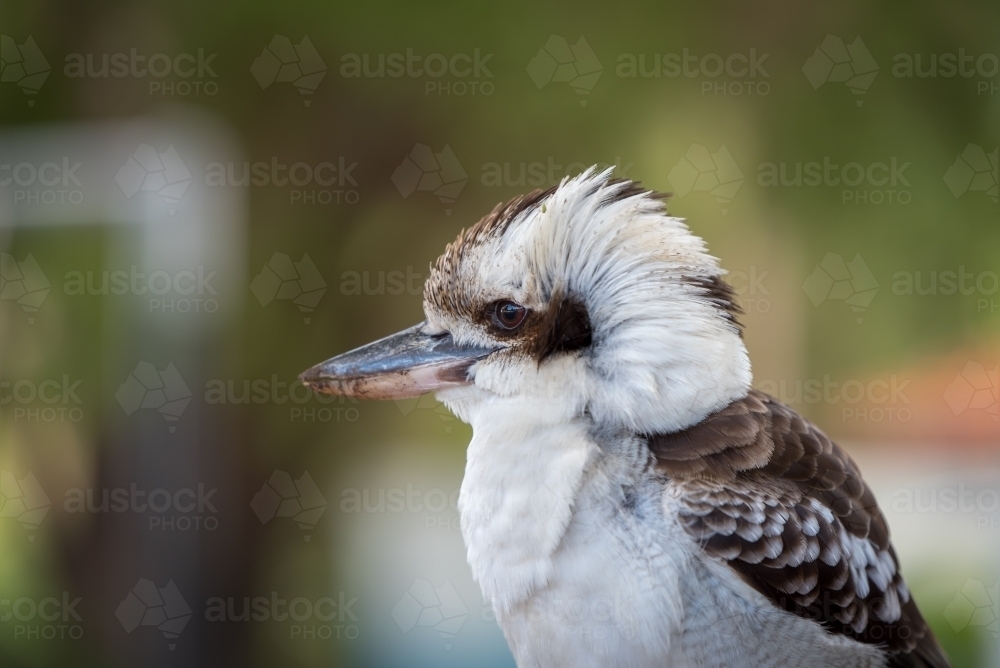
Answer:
300;168;951;668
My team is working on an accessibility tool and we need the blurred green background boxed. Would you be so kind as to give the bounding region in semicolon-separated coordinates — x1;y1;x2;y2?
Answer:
0;1;998;666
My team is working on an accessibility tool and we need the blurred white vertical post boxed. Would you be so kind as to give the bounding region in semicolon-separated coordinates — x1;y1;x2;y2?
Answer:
0;109;247;666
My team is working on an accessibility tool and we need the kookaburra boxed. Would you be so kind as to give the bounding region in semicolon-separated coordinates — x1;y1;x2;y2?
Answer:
301;169;950;668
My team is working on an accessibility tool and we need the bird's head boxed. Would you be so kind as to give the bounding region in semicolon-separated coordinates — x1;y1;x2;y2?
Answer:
301;168;752;434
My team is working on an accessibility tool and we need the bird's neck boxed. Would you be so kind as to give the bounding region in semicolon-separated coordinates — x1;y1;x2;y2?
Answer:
456;394;600;612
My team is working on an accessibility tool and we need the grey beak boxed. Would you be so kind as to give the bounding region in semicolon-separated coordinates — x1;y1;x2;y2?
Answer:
299;322;498;399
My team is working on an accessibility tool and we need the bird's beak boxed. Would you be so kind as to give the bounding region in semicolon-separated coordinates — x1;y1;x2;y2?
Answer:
299;322;498;399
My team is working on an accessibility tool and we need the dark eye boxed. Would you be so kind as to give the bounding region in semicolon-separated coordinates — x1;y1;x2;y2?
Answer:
492;300;528;330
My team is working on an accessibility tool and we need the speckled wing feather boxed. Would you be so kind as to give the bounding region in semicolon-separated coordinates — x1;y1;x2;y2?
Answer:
649;390;951;668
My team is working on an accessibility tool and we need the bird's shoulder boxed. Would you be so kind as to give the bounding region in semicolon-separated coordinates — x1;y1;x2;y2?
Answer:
647;389;951;668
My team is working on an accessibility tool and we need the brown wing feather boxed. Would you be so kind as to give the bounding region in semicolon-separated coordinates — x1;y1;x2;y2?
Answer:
649;390;951;668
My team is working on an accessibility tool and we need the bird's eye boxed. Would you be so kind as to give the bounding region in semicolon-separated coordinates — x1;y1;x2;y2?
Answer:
492;300;528;330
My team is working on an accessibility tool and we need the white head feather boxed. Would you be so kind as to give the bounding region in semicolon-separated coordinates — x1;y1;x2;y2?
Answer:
424;167;752;436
